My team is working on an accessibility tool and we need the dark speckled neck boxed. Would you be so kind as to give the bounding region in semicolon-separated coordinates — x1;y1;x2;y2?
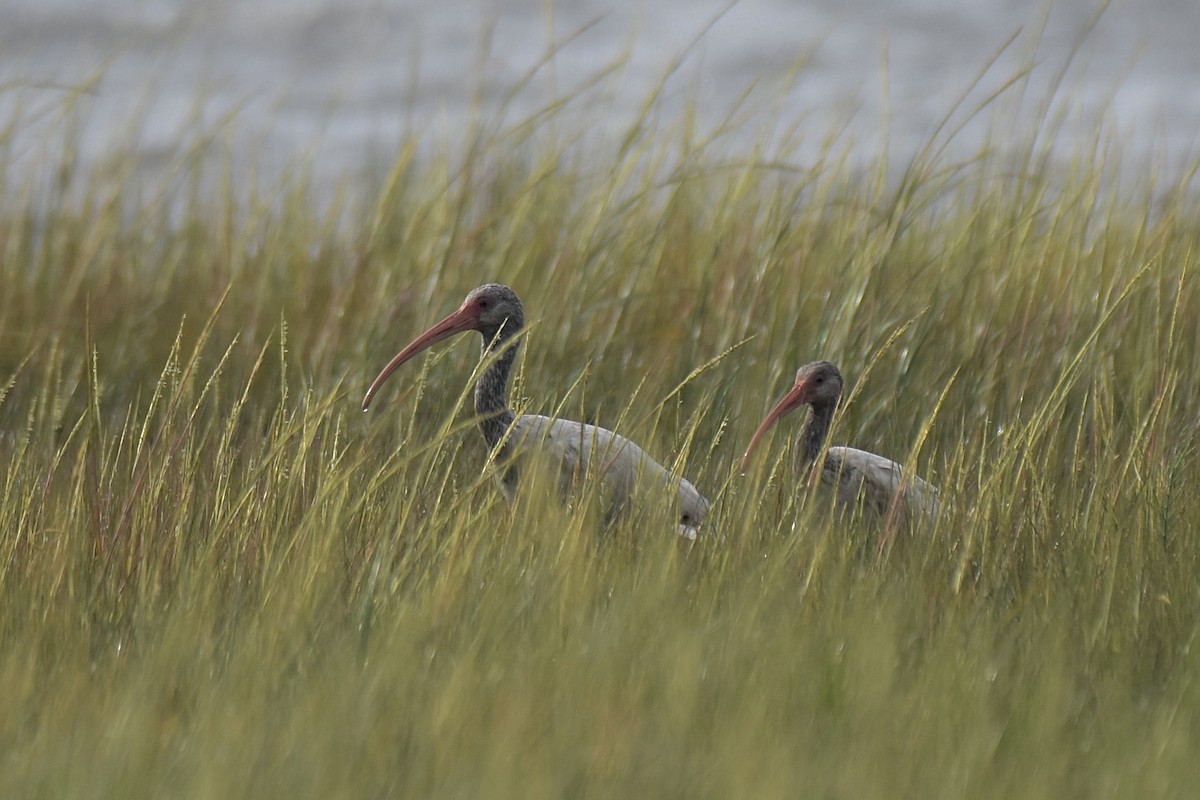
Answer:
474;324;520;449
798;397;836;465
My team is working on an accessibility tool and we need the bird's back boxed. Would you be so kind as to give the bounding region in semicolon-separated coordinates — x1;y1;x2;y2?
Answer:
822;445;940;521
502;414;708;530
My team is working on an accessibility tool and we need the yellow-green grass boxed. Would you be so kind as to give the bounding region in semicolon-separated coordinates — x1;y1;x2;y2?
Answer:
1;62;1199;798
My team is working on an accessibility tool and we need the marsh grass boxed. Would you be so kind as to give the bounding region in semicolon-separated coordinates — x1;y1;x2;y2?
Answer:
2;43;1200;798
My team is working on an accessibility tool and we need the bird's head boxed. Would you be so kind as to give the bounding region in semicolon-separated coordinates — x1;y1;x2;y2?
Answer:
788;360;843;407
362;283;526;410
738;360;844;473
465;283;525;342
677;481;709;540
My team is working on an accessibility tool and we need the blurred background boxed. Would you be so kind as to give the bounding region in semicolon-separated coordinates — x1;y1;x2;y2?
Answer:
3;0;1199;195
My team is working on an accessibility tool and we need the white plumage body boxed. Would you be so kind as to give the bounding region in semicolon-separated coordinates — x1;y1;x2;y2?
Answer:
820;445;940;521
499;414;709;537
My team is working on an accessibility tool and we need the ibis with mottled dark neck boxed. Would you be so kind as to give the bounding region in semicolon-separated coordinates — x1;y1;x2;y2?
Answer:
363;283;709;537
740;361;939;521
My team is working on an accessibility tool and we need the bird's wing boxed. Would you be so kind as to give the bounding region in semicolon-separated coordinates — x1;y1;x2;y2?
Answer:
509;415;709;526
825;446;939;519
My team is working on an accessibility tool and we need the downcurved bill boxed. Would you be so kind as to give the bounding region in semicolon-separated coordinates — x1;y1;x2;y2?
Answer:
361;301;480;411
738;381;808;474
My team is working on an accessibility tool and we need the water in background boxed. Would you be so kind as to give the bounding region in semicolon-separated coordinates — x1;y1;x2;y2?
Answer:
2;0;1199;196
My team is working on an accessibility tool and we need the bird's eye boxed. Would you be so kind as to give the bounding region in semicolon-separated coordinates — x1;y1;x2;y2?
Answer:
681;513;692;525
478;299;489;309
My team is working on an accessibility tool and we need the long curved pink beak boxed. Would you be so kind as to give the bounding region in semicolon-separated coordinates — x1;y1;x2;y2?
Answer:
362;301;481;411
738;379;811;474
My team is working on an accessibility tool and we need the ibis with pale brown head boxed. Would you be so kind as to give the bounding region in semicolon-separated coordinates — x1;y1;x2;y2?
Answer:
363;283;709;538
740;360;939;521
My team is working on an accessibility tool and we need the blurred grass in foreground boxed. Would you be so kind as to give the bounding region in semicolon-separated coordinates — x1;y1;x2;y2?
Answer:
1;48;1199;799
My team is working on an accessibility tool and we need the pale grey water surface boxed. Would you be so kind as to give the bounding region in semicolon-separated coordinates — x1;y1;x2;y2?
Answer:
2;0;1199;196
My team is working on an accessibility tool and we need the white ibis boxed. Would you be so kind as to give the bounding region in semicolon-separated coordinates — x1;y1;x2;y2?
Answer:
363;283;709;537
740;361;940;521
